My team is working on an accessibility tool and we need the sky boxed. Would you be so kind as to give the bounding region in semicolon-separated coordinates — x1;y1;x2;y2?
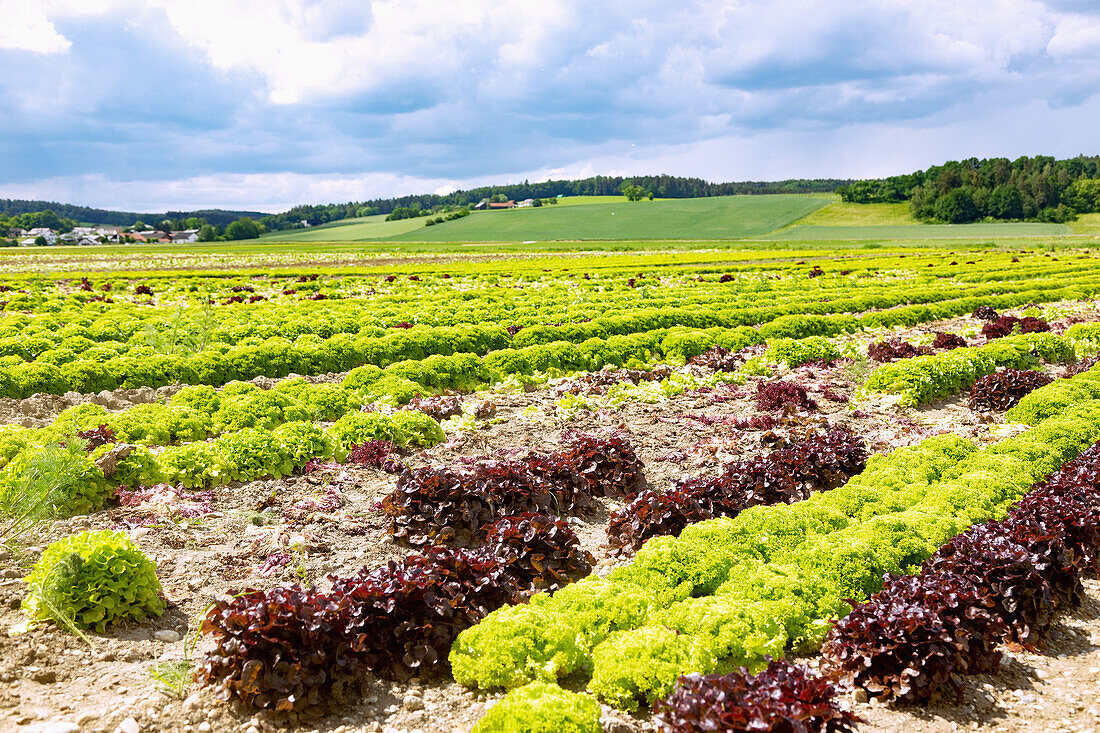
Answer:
1;0;1099;213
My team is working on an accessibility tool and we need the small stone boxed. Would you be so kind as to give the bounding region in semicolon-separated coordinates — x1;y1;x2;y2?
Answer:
154;630;181;643
197;724;211;733
853;688;869;704
118;718;140;733
599;716;632;733
0;568;21;579
33;670;57;684
403;695;424;712
77;711;101;725
42;723;80;733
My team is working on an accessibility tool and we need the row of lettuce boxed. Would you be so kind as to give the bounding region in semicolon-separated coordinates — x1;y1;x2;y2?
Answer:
0;409;442;518
0;316;1086;512
0;311;1068;468
448;362;1100;725
477;373;1100;733
0;276;1092;399
17;365;1098;729
3;248;1090;319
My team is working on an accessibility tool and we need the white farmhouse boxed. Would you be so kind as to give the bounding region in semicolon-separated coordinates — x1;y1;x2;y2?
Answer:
24;227;58;244
169;229;200;243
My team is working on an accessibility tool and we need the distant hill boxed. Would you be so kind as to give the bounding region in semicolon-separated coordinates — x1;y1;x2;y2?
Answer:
0;199;265;227
260;175;854;231
0;173;854;232
262;194;834;242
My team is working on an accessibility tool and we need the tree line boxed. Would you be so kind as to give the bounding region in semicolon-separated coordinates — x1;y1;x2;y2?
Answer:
0;199;265;228
0;208;267;243
837;155;1100;224
0;209;77;234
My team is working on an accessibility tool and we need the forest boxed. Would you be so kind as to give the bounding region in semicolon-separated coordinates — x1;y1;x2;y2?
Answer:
837;155;1100;223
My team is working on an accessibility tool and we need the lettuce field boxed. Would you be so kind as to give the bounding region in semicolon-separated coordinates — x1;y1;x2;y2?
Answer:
2;244;1100;733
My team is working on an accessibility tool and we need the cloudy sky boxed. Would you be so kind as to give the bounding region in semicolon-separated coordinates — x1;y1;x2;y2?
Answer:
1;0;1099;212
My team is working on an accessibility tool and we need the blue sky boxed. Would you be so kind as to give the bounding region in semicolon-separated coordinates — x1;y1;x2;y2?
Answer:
1;0;1099;212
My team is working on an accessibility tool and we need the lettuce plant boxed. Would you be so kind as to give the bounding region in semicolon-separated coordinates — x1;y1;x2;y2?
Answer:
485;513;594;592
654;660;861;733
22;530;165;632
969;368;1053;411
822;572;1004;703
472;682;601;733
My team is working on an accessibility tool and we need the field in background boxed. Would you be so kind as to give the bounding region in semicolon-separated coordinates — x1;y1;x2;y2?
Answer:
764;221;1072;240
381;194;831;242
1068;212;1100;235
789;199;915;226
260;213;427;242
255;195;1093;245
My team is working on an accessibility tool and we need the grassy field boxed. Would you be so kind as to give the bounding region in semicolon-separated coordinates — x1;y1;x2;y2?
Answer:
260;214;426;242
1068;212;1100;235
763;221;1072;240
551;195;641;207
791;199;915;226
377;195;831;242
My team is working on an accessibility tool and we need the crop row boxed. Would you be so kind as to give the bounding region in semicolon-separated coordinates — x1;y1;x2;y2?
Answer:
606;428;867;553
6;269;1090;352
863;331;1075;404
1;249;1098;397
0;410;443;518
1;276;1089;400
824;438;1100;703
196;432;644;712
449;362;1100;716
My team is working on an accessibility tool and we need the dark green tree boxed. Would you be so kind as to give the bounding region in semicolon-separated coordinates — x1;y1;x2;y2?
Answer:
224;218;263;240
988;184;1024;219
934;188;980;223
620;182;649;201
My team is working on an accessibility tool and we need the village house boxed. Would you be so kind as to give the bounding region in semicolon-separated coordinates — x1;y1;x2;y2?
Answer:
23;227;58;244
169;229;200;243
473;200;517;210
58;226;122;245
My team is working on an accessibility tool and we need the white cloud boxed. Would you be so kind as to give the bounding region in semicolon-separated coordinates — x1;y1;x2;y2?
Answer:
147;0;585;105
2;0;1099;209
1047;14;1100;57
0;1;72;53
